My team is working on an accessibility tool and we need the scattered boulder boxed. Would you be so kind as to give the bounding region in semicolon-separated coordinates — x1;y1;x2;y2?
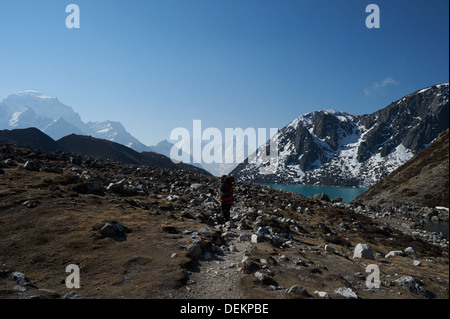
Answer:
395;276;436;299
106;179;137;195
222;231;239;239
314;193;330;202
190;183;204;191
166;195;180;202
254;271;277;285
239;234;250;242
314;291;330;298
12;272;29;286
385;250;405;258
187;244;202;259
353;243;375;260
286;285;310;297
251;234;263;243
242;256;260;274
334;287;358;299
100;222;127;241
2;159;17;167
63;291;83;299
198;225;216;236
202;251;213;261
22;160;41;171
22;200;40;208
324;245;336;253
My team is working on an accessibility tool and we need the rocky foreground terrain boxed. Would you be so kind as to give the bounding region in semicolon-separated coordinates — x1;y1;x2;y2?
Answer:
0;143;448;299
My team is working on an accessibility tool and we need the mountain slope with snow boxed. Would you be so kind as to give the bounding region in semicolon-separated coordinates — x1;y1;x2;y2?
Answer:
231;83;449;187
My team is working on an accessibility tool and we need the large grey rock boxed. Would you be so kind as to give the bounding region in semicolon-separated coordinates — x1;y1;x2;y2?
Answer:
198;225;216;236
353;243;375;260
239;234;250;242
202;251;213;261
187;244;202;258
222;231;239;239
100;222;127;241
106;179;127;193
241;256;260;274
334;287;358;299
251;234;263;243
190;183;204;191
12;272;29;286
23;160;41;171
324;245;336;253
254;272;277;285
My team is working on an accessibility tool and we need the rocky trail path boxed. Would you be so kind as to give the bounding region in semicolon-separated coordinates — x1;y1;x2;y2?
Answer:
178;238;250;299
169;202;253;299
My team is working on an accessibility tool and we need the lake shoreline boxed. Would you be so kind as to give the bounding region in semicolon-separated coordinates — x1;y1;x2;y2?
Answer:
264;183;449;245
264;183;368;203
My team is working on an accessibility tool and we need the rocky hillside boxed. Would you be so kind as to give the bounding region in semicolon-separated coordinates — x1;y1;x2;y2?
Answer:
232;83;449;187
0;128;210;176
0;142;448;300
355;128;449;208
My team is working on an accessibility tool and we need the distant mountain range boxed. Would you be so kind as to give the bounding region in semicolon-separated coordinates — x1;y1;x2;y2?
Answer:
2;84;449;183
231;83;449;187
0;127;211;176
0;90;243;176
0;90;152;152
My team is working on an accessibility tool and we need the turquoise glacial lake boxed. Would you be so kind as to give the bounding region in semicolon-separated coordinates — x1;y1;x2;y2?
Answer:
266;184;368;203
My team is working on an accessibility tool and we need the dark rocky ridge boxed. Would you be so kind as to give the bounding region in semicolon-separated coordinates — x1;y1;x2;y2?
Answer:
0;127;62;152
0;128;211;176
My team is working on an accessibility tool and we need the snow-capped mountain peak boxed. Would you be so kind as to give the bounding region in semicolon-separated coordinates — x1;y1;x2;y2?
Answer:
0;91;152;153
232;83;449;187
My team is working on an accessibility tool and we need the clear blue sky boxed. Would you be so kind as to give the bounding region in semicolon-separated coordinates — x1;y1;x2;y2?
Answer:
0;0;448;146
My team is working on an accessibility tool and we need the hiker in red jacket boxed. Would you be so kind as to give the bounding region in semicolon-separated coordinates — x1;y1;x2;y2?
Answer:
218;175;234;223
